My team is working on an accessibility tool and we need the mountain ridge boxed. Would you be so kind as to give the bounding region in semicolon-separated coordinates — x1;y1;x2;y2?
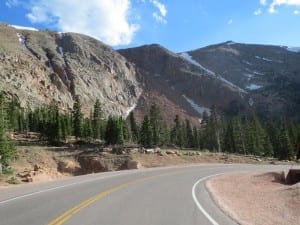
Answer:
1;22;300;124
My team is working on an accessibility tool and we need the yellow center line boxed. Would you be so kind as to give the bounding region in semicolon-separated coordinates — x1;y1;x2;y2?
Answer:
48;171;186;225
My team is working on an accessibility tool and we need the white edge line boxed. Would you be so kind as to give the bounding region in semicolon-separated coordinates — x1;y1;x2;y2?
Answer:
1;165;231;205
192;173;224;225
0;171;139;205
0;165;215;205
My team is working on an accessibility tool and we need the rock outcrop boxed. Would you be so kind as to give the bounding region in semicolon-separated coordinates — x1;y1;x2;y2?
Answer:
0;23;141;117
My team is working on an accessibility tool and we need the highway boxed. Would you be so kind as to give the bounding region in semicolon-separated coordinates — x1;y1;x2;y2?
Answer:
0;164;290;225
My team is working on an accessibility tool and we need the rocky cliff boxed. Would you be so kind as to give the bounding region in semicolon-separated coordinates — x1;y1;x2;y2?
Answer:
0;23;141;116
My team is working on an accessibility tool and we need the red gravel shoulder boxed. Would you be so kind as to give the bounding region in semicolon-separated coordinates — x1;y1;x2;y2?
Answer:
206;171;300;225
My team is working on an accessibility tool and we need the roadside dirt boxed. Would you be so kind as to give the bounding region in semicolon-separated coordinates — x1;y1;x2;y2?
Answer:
0;143;297;187
206;171;300;225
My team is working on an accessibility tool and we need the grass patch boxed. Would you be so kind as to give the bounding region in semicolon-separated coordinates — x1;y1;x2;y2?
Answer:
2;167;14;175
7;176;20;185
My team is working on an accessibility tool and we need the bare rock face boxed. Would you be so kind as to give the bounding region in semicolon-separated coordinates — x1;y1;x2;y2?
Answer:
0;23;141;117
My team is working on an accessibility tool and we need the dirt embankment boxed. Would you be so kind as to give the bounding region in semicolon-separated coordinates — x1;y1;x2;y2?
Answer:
0;143;298;187
207;172;300;225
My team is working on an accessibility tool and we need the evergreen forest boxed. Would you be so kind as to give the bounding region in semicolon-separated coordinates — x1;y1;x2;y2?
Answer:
0;93;299;166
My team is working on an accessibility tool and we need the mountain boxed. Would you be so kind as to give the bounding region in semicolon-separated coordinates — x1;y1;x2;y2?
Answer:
119;41;300;122
118;44;247;124
0;23;141;116
185;41;300;120
1;22;299;124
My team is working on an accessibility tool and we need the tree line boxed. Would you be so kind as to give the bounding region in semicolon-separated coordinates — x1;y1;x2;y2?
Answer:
1;93;300;166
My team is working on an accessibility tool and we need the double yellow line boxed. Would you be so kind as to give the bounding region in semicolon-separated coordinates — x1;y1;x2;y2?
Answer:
48;171;184;225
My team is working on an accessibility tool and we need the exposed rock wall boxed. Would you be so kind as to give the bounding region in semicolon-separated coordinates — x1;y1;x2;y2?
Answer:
0;23;141;117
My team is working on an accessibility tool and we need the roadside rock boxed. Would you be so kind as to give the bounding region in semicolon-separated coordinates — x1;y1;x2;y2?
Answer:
126;160;142;170
17;169;35;182
34;164;42;171
145;149;155;154
156;151;165;156
102;147;112;153
166;150;176;155
57;160;79;174
175;151;181;156
78;156;107;173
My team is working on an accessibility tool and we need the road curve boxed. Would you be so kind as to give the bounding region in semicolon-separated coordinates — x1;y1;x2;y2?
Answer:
0;164;291;225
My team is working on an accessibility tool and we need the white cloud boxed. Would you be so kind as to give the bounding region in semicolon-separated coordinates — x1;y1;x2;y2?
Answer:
25;0;139;46
294;9;300;14
150;0;167;16
227;19;233;25
260;0;267;5
268;0;300;13
152;12;167;24
254;8;262;15
5;0;20;8
149;0;167;24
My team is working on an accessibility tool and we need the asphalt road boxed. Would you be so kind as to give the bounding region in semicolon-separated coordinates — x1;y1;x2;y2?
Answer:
0;164;292;225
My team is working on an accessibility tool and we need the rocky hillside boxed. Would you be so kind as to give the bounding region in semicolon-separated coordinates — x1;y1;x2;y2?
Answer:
186;41;300;120
0;23;141;116
119;44;247;124
120;42;300;122
1;22;299;123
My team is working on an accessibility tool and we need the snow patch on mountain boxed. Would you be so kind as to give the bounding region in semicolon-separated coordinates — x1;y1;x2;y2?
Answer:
182;95;210;116
180;52;215;76
243;60;252;66
253;71;264;76
255;55;282;63
285;47;300;53
226;41;236;46
16;33;26;48
246;84;262;90
11;25;38;31
244;73;254;80
125;103;137;118
180;52;247;93
58;47;64;57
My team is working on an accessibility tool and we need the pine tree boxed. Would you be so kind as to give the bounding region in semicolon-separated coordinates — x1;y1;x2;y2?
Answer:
0;93;17;166
129;112;139;143
263;133;274;156
104;117;124;145
92;99;102;140
192;126;200;149
185;119;193;148
223;119;235;153
252;113;266;155
72;96;83;138
278;123;294;160
81;118;90;140
171;115;184;148
203;106;222;152
149;104;163;146
140;115;152;147
105;116;115;145
7;97;21;131
244;119;255;154
265;120;280;157
235;117;247;154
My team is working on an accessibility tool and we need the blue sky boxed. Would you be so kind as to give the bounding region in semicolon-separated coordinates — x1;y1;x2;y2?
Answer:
1;0;300;52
